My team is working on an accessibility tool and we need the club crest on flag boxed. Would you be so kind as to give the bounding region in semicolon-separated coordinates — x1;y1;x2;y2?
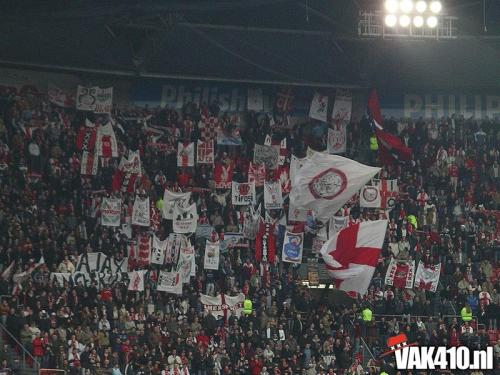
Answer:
362;186;379;203
309;168;347;200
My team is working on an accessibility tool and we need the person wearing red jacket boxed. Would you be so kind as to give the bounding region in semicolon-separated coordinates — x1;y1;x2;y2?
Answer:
249;355;263;375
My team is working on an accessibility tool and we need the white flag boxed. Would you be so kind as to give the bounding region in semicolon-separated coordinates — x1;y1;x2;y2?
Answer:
288;201;308;222
247;88;264;111
100;197;121;227
309;92;329;122
328;216;348;239
128;270;146;292
162;190;191;220
264;181;283;210
157;271;182;294
232;181;256;206
290;153;380;220
290;155;308;184
414;261;441;292
131;196;150;226
327;126;347;154
200;293;245;319
177;142;195;167
177;245;195;283
360;185;381;208
204;241;220;270
331;89;352;127
96;122;118;158
173;203;198;233
150;235;168;265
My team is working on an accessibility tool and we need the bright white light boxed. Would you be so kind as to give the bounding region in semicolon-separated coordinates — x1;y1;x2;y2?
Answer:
413;15;424;27
385;0;399;13
400;0;414;13
385;14;397;27
399;14;411;27
430;1;442;13
415;1;427;13
427;15;438;28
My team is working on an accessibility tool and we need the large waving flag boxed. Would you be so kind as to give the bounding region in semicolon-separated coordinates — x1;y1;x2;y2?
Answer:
368;90;412;164
320;220;388;296
290;151;380;220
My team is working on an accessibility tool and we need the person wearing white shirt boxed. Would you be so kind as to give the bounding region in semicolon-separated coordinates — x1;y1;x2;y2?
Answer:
167;349;182;370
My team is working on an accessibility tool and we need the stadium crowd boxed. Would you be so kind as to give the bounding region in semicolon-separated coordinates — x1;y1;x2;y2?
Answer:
0;86;498;375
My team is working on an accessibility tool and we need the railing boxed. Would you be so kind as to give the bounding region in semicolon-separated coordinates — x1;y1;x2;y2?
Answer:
0;321;40;371
348;319;377;369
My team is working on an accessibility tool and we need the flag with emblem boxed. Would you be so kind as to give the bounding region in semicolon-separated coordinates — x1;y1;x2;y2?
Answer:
264;181;283;210
177;142;195;167
309;92;329;122
385;259;415;289
374;179;398;209
197;139;214;164
157;271;182;294
248;162;266;187
200;293;245;320
128;270;146;292
232;181;256;206
204;241;220;270
321;220;388;295
414;261;441;292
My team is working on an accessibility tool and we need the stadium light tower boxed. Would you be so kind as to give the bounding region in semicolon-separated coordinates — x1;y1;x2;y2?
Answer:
359;0;457;39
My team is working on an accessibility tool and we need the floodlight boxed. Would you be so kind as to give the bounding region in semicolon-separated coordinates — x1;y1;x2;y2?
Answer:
400;0;414;13
385;14;398;27
415;1;427;13
426;15;438;27
430;1;442;13
385;0;399;13
413;15;424;27
399;14;411;27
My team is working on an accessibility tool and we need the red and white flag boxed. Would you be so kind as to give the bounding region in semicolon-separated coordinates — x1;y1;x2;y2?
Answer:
196;140;214;164
177;142;195;167
137;234;151;267
309;92;329;122
80;151;99;176
214;162;234;189
385;259;415;289
374;179;398;209
96;122;118;158
128;270;146;292
290;153;380;220
414;261;441;292
320;220;387;296
248;162;266;187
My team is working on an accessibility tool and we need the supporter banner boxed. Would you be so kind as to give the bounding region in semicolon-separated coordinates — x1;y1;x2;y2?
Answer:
76;85;113;113
288;202;308;222
256;222;276;263
331;89;352;127
96;123;118;158
52;271;128;289
48;84;74;108
290;152;380;220
248;162;266;187
76;120;98;151
100;197;121;227
220;232;247;252
279;138;287;166
81;151;98;176
165;233;188;265
254;144;279;171
312;237;325;254
177;142;195;167
217;121;243;146
374;179;398;209
128;270;146;292
264;181;283;210
204;241;220;270
213;162;233;189
385;259;415;289
196;140;214;164
360;185;381;208
290;155;308;183
75;252;128;274
247;88;264;111
275;87;295;114
195;224;215;239
414;261;441;292
132;196;150;226
277;165;291;194
173;203;198;233
176;245;195;283
150;235;168;265
157;271;182;294
327;126;347;154
328;216;348;239
162;190;191;220
200;293;245;319
137;234;151;267
282;231;304;264
243;205;261;240
231;181;256;206
309;92;329;122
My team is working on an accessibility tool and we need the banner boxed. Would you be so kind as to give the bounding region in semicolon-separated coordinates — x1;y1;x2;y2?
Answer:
327;126;347;154
200;293;245;319
255;222;276;263
414;261;441;292
132;196;150;226
331;89;352;128
100;197;121;227
290;155;307;183
277;165;291;194
196;140;214;164
77;120;98;152
328;216;348;239
288;202;308;222
264;181;283;210
282;231;304;264
309;92;329;122
374;179;399;209
48;84;74;108
157;271;182;294
76;86;113;113
213;162;234;189
195;224;215;239
165;233;188;265
247;88;264;111
173;203;198;233
220;232;247;252
254;144;279;171
128;270;146;292
81;151;98;176
231;181;256;206
385;259;415;289
177;245;195;283
248;162;266;187
52;271;128;289
204;241;220;270
243;205;261;240
96;123;118;158
75;252;128;274
360;185;381;208
137;234;151;267
150;235;168;265
162;190;191;220
177;142;195;167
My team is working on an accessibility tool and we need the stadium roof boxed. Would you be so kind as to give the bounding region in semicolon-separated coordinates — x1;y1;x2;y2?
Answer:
1;0;500;89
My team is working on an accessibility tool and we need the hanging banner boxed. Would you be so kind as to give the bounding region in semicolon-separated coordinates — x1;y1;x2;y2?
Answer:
327;125;347;154
328;216;349;239
204;241;220;270
213;162;234;189
162;190;191;220
200;293;245;319
76;85;113;113
196;139;214;164
150;235;168;265
128;270;146;292
81;151;99;176
288;202;308;223
385;259;415;289
220;232;247;252
100;197;121;227
176;245;195;283
264;181;283;210
374;179;399;210
137;234;151;267
165;233;188;265
360;185;381;208
94;87;114;114
331;89;352;127
177;142;195;167
247;88;264;112
132;196;150;226
157;271;183;294
254;144;279;171
282;231;304;264
75;252;128;274
248;162;266;187
290;155;308;183
231;181;256;206
312;237;325;254
173;203;198;233
309;92;329;122
48;84;74;108
96;122;118;158
414;261;441;292
243;205;261;240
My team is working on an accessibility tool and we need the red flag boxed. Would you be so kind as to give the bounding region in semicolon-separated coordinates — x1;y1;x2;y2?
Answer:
255;222;276;264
